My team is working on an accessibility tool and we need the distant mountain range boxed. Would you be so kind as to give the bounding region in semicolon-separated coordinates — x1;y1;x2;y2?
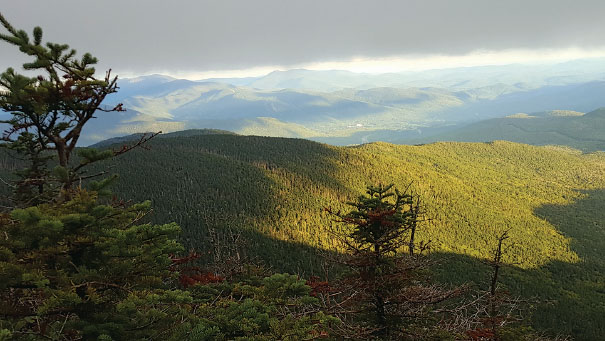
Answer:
201;58;605;91
5;58;603;146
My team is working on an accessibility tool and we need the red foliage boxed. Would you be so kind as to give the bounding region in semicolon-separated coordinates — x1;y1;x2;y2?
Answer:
170;252;201;266
170;252;224;288
466;328;495;340
179;272;224;288
306;276;334;297
310;329;331;338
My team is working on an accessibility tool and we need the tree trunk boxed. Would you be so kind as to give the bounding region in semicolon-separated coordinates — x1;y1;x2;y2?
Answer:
54;139;74;197
55;140;68;168
409;224;416;255
373;243;388;336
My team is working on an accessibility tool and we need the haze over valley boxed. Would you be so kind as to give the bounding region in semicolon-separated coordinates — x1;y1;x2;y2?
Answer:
68;58;605;147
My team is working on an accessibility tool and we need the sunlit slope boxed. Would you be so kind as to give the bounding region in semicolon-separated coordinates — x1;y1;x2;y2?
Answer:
97;135;605;269
400;108;605;152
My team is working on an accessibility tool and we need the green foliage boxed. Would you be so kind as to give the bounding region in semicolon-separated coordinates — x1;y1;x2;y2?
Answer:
0;191;189;340
4;132;54;206
341;183;418;253
0;329;12;341
0;11;601;340
0;138;336;341
176;272;336;340
90;135;604;269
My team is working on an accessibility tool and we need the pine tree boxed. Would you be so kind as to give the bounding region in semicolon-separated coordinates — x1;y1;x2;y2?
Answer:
327;183;459;339
0;14;189;340
0;12;128;204
0;192;192;340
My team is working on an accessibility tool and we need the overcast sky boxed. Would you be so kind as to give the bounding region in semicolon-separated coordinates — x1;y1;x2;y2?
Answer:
2;0;605;78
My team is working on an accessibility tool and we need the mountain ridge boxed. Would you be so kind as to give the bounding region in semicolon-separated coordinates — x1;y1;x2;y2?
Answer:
397;107;605;151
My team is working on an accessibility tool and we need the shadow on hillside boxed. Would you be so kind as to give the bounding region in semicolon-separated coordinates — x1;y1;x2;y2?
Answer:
231;228;342;278
532;188;605;339
534;189;605;261
226;188;605;340
430;189;605;340
97;134;351;275
176;134;352;194
240;186;605;340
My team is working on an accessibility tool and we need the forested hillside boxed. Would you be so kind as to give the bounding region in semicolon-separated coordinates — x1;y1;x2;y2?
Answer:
60;132;605;339
2;129;605;339
398;108;605;152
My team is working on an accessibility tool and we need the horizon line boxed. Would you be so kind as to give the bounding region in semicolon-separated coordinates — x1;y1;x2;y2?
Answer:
114;47;605;81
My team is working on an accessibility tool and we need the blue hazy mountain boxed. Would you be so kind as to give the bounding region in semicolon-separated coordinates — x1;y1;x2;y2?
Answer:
44;59;605;146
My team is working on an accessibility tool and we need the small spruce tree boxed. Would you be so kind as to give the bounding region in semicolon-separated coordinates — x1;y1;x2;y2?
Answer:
327;183;459;339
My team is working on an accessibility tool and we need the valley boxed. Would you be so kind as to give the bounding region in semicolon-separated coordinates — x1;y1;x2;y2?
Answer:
32;60;603;147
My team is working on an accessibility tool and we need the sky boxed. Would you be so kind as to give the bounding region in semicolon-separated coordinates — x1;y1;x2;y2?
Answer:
2;0;605;79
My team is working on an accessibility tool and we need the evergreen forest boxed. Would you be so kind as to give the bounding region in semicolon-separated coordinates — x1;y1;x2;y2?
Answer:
6;130;603;339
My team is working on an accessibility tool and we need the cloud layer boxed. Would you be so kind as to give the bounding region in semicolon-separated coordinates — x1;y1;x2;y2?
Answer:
2;0;605;76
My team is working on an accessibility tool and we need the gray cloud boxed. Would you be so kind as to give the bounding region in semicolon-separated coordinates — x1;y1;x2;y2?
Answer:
1;0;605;75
